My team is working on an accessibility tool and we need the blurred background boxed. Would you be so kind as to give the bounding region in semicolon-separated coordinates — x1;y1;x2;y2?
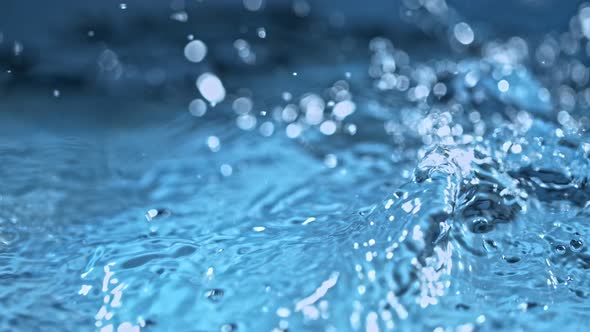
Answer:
2;1;590;331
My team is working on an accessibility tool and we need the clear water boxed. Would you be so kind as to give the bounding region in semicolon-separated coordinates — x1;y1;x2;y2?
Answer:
1;1;590;331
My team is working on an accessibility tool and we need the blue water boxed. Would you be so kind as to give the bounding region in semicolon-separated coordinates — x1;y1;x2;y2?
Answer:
1;1;590;331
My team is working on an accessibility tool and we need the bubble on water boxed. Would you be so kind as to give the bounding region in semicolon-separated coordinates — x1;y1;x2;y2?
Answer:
454;22;474;45
220;164;233;177
184;40;207;63
332;100;356;120
470;218;492;233
555;244;567;254
189;98;207;117
570;239;583;251
197;73;225;105
207;136;220;152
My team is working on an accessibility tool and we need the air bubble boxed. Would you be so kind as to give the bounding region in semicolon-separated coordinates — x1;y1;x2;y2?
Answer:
555;244;567;254
570;239;583;251
205;289;224;302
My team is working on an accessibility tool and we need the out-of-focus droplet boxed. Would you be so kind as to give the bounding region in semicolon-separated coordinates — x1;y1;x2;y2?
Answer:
197;73;225;106
207;136;221;152
184;40;207;63
324;154;338;168
498;79;510;92
332;100;356;120
320;120;337;135
243;0;263;11
189;98;207;117
236;114;257;130
259;121;274;137
454;22;474;45
220;164;233;177
232;97;253;114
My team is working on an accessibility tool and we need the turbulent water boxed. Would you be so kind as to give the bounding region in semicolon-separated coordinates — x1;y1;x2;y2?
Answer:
1;1;590;331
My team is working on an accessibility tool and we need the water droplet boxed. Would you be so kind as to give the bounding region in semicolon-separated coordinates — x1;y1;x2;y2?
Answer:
332;100;356;120
189;98;207;117
286;123;302;138
503;256;520;264
324;154;338;168
453;22;474;45
320;120;337;135
498;79;510;92
197;73;226;106
259;121;275;137
207;136;221;152
220;164;233;177
236;114;257;130
232;97;253;114
184;40;207;63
